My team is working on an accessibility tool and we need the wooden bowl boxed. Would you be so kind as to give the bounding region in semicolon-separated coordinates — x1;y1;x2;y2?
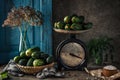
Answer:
102;65;118;77
53;28;91;34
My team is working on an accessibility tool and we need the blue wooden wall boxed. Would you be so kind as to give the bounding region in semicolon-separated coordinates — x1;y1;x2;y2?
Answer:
0;0;52;64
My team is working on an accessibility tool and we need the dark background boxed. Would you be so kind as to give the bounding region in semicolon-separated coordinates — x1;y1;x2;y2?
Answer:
52;0;120;67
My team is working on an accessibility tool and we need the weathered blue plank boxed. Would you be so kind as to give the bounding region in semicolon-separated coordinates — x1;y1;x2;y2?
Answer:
0;51;19;64
0;53;10;64
6;28;19;45
33;0;41;47
12;0;22;7
4;0;19;52
40;0;52;55
0;0;5;51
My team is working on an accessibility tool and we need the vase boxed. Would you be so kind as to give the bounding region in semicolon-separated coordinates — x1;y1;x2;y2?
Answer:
19;28;30;52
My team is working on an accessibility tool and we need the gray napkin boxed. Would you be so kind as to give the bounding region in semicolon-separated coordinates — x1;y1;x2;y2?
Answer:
2;59;24;77
36;67;65;79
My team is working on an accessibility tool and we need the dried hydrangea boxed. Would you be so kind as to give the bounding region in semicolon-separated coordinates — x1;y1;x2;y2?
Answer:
2;6;43;27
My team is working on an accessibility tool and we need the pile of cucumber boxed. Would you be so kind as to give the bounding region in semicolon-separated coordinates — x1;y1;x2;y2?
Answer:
54;14;93;30
13;47;54;66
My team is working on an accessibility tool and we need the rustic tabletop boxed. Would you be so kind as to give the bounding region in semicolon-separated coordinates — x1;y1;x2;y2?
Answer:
0;65;98;80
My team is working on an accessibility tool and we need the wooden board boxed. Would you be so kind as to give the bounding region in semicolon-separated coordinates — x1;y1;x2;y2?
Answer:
54;28;91;34
90;69;120;80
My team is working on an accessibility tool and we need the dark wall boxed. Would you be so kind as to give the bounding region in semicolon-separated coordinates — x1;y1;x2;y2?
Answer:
52;0;120;66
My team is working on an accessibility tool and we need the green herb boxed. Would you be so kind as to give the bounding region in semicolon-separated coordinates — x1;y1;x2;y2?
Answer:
0;71;9;80
87;36;114;65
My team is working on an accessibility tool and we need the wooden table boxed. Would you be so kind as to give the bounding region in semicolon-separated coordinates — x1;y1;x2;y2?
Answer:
9;71;91;80
0;65;96;80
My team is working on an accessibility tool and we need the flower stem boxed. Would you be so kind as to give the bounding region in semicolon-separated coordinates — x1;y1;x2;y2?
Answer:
18;25;28;52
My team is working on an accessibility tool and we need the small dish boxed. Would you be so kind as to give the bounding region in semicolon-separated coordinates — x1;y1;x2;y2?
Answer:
102;65;118;77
